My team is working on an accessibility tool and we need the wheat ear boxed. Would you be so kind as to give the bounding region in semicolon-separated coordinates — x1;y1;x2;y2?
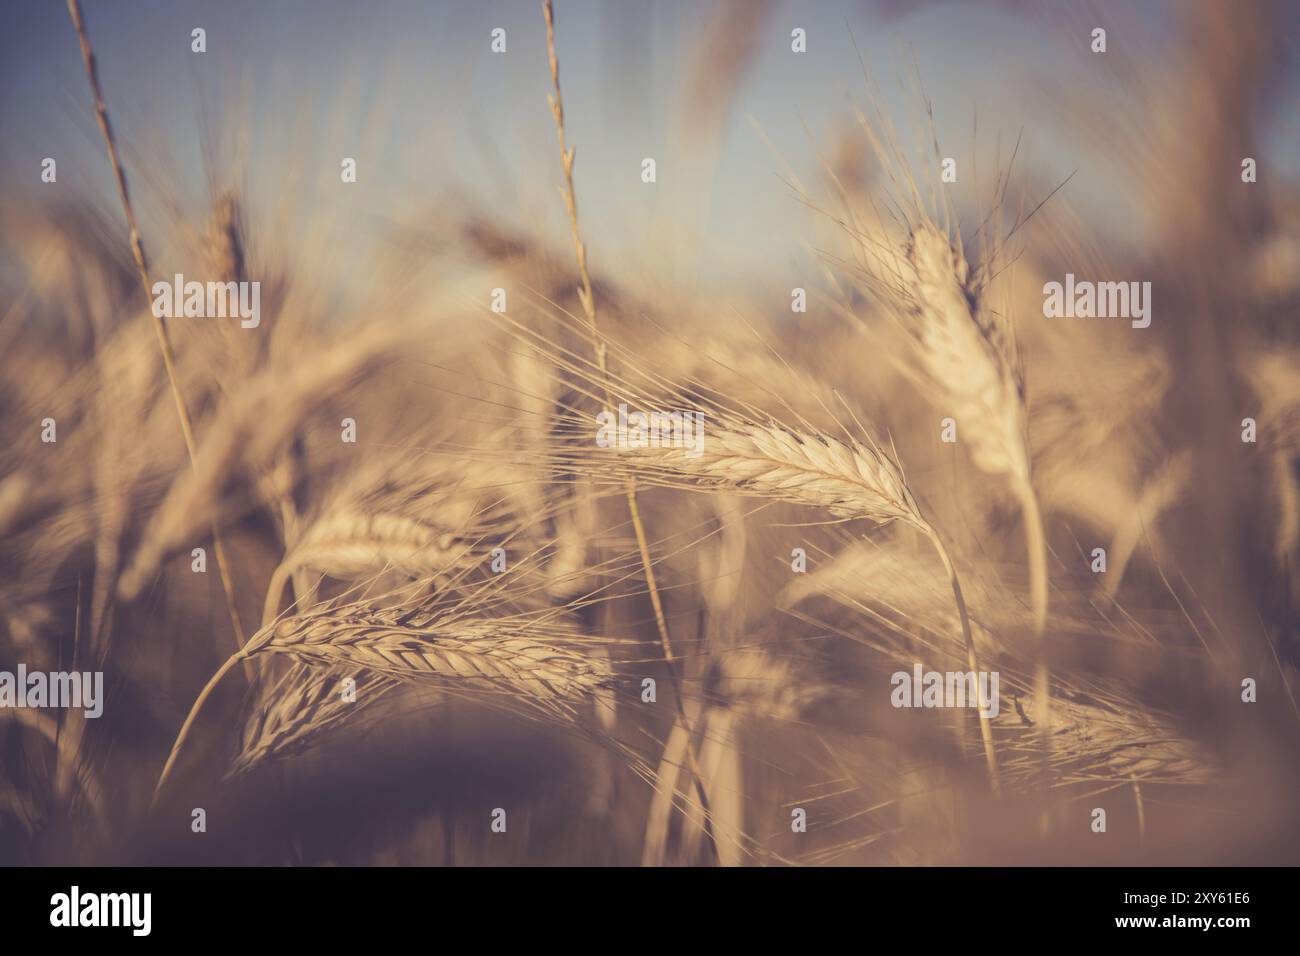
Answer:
589;410;999;788
906;222;1047;778
261;511;465;625
228;664;401;777
154;604;614;802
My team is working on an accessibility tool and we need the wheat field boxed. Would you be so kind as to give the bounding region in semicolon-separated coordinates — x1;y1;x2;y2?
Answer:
1;0;1298;867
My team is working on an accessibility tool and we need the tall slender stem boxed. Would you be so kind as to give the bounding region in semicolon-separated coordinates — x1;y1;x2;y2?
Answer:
542;0;719;862
1015;480;1051;790
152;648;248;804
66;0;247;658
925;528;999;791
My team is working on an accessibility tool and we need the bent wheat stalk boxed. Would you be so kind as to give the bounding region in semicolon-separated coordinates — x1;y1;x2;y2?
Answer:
593;412;1000;788
824;105;1050;784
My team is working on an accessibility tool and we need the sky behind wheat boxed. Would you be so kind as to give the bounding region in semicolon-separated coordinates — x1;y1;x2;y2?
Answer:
2;0;1297;292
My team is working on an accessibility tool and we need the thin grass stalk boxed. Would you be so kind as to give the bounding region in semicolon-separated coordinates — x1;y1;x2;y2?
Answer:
1132;777;1146;847
923;528;999;791
153;649;246;804
542;0;719;862
1015;480;1051;784
66;0;247;658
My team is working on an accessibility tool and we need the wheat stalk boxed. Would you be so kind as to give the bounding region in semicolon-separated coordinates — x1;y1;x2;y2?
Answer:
815;101;1053;788
585;409;1000;788
65;0;247;651
541;0;724;858
902;221;1050;785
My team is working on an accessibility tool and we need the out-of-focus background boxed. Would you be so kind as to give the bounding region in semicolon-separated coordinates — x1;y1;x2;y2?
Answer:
6;1;1295;292
1;0;1298;865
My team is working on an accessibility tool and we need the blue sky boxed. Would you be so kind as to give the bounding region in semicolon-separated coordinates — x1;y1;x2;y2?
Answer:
3;1;1296;293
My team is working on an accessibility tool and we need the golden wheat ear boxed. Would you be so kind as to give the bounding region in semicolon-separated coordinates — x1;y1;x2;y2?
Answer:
154;599;619;803
901;221;1050;782
550;378;1003;788
227;664;402;779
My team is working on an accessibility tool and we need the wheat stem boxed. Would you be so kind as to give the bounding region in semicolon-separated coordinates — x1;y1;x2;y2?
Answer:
542;0;719;862
66;0;247;658
152;648;248;804
263;561;294;628
1015;479;1051;787
924;528;999;791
